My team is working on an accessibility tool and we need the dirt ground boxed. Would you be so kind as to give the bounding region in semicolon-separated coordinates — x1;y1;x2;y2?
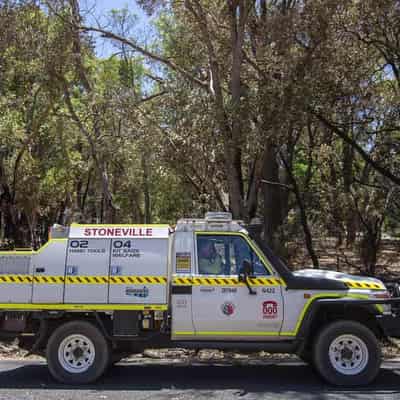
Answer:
1;341;400;363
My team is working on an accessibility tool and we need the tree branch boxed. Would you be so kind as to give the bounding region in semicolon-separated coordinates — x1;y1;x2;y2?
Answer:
311;111;400;186
79;25;210;92
261;179;293;190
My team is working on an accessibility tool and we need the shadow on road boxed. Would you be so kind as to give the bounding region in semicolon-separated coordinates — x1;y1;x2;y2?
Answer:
0;363;399;397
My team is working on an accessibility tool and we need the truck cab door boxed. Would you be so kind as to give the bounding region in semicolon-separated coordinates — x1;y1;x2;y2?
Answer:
171;231;196;339
190;233;284;340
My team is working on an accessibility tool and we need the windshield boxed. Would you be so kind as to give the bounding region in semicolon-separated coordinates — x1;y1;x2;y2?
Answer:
246;227;294;280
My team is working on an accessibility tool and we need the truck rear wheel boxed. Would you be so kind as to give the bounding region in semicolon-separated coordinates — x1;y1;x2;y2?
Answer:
46;320;110;384
313;320;381;386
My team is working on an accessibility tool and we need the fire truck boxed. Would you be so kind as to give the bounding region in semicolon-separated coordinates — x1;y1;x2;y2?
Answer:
0;212;399;386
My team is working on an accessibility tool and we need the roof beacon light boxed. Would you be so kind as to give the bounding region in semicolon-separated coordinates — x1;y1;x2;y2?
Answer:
205;212;233;222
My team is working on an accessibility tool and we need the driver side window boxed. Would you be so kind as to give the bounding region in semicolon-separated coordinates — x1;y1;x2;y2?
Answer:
196;234;270;276
197;236;227;275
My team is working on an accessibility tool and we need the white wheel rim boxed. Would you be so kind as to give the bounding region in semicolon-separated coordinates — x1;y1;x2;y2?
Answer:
58;334;95;374
329;334;369;375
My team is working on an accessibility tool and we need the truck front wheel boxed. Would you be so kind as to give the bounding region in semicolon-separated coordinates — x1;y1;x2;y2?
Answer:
313;320;381;386
46;320;110;384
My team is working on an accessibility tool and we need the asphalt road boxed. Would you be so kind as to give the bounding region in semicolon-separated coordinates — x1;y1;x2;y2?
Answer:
0;360;399;400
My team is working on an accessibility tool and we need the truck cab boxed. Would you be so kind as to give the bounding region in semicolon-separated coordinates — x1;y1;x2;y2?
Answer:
171;212;387;343
171;213;286;340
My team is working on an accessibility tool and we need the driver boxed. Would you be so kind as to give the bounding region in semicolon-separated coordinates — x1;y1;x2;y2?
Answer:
198;239;224;275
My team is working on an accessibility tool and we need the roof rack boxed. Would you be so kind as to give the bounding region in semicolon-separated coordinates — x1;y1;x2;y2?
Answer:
175;211;245;233
205;212;232;222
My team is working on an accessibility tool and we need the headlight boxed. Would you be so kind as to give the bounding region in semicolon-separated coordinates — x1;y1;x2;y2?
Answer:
371;291;390;299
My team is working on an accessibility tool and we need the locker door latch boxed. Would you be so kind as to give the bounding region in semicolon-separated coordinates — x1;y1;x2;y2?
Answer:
66;266;78;275
111;266;122;275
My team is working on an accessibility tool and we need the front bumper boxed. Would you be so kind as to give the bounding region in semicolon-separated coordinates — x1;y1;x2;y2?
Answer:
377;314;400;338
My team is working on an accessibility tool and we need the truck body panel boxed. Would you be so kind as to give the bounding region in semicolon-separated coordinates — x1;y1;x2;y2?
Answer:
65;238;110;303
0;225;170;309
33;239;67;303
0;253;32;303
170;230;196;338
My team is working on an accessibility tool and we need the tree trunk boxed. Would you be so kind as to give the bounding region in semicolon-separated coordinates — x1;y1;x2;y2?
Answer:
280;152;320;268
343;142;357;246
2;204;29;247
224;140;244;219
0;173;28;247
262;143;285;251
293;186;320;269
328;156;344;247
359;226;381;276
142;153;151;224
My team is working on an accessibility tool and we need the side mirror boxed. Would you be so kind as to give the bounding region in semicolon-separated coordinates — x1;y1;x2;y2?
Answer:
239;259;253;281
239;260;256;295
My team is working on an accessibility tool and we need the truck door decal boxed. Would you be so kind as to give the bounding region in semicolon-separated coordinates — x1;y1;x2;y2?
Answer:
262;300;278;319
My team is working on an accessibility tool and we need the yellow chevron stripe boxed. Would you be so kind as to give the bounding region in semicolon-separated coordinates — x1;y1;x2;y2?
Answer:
171;276;380;290
66;276;109;284
0;274;382;290
344;280;385;290
0;275;33;284
172;276;283;286
0;274;167;285
107;276;167;285
34;276;64;284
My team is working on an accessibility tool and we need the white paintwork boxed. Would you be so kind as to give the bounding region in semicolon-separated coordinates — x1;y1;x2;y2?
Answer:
294;269;383;287
32;240;67;303
171;231;196;337
0;254;32;303
64;239;110;303
279;290;324;335
190;233;284;339
191;282;284;339
108;238;168;304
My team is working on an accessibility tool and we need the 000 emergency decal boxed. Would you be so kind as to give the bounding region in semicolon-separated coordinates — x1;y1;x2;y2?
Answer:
262;301;278;319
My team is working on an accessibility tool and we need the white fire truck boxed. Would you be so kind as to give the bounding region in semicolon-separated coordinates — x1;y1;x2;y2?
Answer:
0;212;399;386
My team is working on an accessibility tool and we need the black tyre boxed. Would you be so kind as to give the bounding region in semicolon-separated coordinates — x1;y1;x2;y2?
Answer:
298;349;312;364
46;320;110;384
313;320;381;386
